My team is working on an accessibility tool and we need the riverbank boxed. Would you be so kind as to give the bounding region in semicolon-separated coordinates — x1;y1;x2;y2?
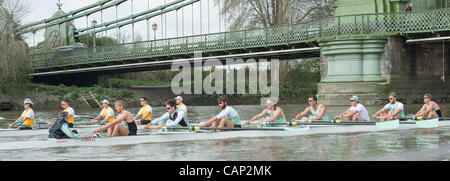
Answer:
0;83;132;111
0;83;308;111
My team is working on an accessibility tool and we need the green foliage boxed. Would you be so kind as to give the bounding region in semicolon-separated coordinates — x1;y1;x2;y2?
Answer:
108;78;171;88
280;59;321;101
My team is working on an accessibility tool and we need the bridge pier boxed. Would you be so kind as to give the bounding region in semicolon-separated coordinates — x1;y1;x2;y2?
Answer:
317;36;449;105
317;37;388;105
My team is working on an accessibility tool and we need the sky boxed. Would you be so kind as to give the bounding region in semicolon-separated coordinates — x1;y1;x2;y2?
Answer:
19;0;223;46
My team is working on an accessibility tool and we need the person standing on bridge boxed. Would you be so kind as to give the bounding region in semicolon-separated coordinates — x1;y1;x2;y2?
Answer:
245;97;287;126
90;99;115;125
135;97;152;125
291;95;330;122
200;96;241;130
405;2;413;21
8;99;35;130
406;2;413;12
372;92;405;121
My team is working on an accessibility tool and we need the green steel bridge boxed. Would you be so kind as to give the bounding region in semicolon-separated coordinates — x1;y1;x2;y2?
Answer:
18;0;450;77
29;8;450;76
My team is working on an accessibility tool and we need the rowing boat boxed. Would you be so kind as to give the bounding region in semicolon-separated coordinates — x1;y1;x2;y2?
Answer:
0;126;310;150
1;119;449;151
0;118;444;137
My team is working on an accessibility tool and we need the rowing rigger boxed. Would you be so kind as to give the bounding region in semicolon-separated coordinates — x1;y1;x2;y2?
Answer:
266;118;443;129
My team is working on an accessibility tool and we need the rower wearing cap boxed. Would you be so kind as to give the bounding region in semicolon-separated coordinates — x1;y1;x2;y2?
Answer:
135;97;152;125
372;92;405;121
335;96;370;121
415;93;442;118
200;96;241;130
175;96;189;122
245;97;287;126
93;100;137;136
292;95;329;122
91;99;115;125
8;98;35;130
143;100;190;130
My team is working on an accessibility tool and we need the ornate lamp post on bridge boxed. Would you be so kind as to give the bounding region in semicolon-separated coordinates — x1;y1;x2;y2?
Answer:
91;19;97;49
152;23;158;40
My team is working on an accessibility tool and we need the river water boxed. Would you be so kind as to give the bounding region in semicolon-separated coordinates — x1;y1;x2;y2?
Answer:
0;104;449;161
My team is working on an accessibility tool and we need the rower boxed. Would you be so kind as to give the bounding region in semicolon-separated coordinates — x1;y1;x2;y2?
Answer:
200;96;241;130
61;100;75;128
143;100;190;130
372;92;405;121
8;99;35;130
334;96;370;121
91;99;115;125
292;95;329;122
49;111;82;139
135;97;152;125
93;100;137;136
415;93;442;118
245;97;286;126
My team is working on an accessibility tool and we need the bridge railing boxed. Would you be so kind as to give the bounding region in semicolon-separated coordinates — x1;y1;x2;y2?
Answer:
30;8;450;70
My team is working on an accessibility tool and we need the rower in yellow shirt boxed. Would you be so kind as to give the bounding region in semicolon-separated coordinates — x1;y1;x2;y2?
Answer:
91;99;115;125
9;99;35;130
135;97;152;125
61;100;75;128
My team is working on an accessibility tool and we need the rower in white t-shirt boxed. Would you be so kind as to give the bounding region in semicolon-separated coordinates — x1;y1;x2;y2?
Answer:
334;96;370;121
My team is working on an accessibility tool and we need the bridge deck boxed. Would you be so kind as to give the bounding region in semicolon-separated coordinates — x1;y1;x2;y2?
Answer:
30;8;450;73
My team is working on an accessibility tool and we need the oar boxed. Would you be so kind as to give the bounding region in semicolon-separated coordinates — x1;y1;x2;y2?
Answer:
74;115;96;120
156;126;309;131
399;117;450;121
271;120;400;129
1;118;17;122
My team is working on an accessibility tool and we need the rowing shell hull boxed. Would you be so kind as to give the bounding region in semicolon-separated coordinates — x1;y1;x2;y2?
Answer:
1;121;450;151
0;127;310;151
0;125;146;138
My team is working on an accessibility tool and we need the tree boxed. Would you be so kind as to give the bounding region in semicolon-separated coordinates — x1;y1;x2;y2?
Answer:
215;0;335;85
216;0;335;30
0;0;31;84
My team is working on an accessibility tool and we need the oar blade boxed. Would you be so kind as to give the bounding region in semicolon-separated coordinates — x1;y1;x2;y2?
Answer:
416;118;439;128
376;119;399;129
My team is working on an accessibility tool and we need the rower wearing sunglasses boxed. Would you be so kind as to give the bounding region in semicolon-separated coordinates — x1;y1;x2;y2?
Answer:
334;96;370;121
49;100;75;128
415;93;441;118
8;99;35;130
143;100;189;130
93;100;137;136
245;97;287;126
292;95;329;122
200;96;241;130
135;97;152;125
372;92;405;121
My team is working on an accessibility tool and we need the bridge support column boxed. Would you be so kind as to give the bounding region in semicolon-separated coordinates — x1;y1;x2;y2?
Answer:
317;38;387;105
